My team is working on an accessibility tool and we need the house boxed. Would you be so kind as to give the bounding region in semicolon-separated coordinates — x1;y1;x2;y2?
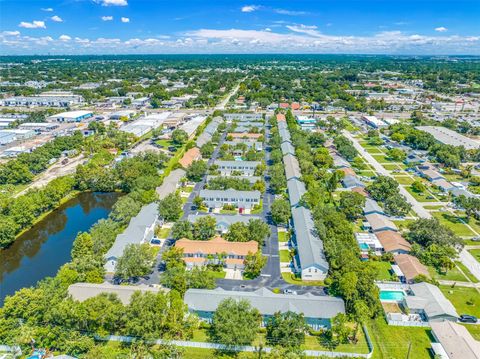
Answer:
280;141;296;156
287;178;307;208
214;160;260;176
278;127;291;143
206;175;261;185
199;189;261;211
430;321;480;359
156;168;186;199
227;132;263;140
352;187;369;197
179;147;201;168
291;206;329;281
175;236;258;269
342;175;365;189
104;203;159;273
405;282;458;322
375;230;412;254
277;121;288;130
365;213;398;232
332;154;350;169
338;167;356;177
418;167;444;182
355;232;383;253
68;282;168;305
187;213;261;233
196;116;223;147
283;154;302;180
224;113;263;122
393;254;430;283
184;287;345;330
433;179;455;192
364;198;384;215
224;140;263;151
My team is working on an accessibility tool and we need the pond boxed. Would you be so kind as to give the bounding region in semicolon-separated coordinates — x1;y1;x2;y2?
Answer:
0;192;120;305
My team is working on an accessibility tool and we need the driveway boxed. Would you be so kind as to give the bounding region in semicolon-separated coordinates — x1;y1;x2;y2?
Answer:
342;130;432;219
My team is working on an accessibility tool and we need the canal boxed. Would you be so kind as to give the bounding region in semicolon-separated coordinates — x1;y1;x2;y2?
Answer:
0;192;120;305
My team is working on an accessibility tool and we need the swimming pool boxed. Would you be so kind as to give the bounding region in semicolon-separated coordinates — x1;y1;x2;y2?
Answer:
234;156;243;161
359;243;370;251
379;290;405;302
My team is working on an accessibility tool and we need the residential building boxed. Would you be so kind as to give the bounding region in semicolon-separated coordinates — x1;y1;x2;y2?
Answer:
355;232;383;253
393;253;430;283
104;203;159;273
364;198;384;215
291;206;329;281
283;154;301;180
227;132;263;140
187;213;261;233
179;147;201;168
342;175;365;189
179;115;206;138
175;236;258;269
365;214;398;233
287;178;306;208
224;113;263;122
223;140;263;151
276;113;286;122
184;287;345;330
156;169;185;199
206;175;261;185
430;321;480;359
278;127;291;143
405;282;458;322
361;115;388;128
196;116;223;147
281;141;296;156
214;160;260;176
68;282;168;305
375;230;412;254
199;189;261;210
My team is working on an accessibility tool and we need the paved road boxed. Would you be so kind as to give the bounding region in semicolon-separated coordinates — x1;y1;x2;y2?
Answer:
214;80;243;110
342;130;432;219
459;249;480;281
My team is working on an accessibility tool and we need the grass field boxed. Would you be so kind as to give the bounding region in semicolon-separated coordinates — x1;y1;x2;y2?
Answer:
469;249;480;263
278;231;288;242
367;317;433;359
432;212;475;237
279;250;291;262
281;272;325;286
394;176;414;185
370;260;394;281
428;265;468;282
440;285;480;317
463;323;480;340
405;186;437;203
455;261;479;283
371;154;389;163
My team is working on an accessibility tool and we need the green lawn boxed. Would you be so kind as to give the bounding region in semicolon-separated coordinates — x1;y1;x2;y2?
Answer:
405;186;437;202
463;323;480;341
220;209;237;214
428;265;468;282
392;219;416;230
371;154;389;163
358;170;376;177
432;212;476;237
281;272;325;286
181;186;194;193
394;176;414;185
440;285;480;317
370;260;394;281
303;329;370;354
155;138;175;148
279;250;291;262
367;317;433;359
278;231;288;242
469;249;480;263
424;205;444;210
209;270;226;279
455;261;479;283
157;227;170;239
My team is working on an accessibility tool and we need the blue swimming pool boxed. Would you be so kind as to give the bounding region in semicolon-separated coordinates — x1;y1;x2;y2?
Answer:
359;243;370;251
234;156;243;161
379;290;405;301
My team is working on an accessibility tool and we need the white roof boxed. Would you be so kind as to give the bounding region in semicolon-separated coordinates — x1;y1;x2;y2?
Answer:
416;126;480;150
49;110;93;119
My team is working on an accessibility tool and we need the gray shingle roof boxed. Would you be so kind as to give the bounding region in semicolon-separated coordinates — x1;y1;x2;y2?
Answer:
283;154;301;180
156;168;186;199
281;141;296;156
342;175;365;188
406;282;458;320
187;213;260;231
184;287;344;319
279;127;291;143
287;178;306;207
292;206;329;272
105;203;158;260
364;198;384;215
196;117;222;147
277;121;288;130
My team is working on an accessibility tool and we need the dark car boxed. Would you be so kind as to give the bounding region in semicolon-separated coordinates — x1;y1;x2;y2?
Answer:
459;314;478;323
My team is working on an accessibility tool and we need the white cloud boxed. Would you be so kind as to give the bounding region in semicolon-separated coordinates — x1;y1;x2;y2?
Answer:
274;9;308;16
59;35;71;41
97;0;128;6
121;17;130;23
2;31;20;36
286;24;321;37
51;15;63;22
241;5;260;13
101;16;113;21
41;8;53;12
18;21;46;29
435;27;448;32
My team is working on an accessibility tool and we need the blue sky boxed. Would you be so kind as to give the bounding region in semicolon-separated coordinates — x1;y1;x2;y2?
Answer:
0;0;479;55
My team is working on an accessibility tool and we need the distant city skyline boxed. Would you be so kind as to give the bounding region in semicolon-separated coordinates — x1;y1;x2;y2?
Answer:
0;0;479;55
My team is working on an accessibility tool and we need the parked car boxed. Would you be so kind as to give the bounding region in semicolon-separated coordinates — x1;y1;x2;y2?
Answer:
459;314;478;323
283;289;297;295
471;237;480;242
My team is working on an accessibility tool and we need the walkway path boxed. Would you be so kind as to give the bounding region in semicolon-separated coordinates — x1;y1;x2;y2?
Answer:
459;249;480;282
438;279;480;288
343;130;432;219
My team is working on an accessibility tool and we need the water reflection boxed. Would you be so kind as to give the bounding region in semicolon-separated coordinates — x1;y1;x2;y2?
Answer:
0;192;120;304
